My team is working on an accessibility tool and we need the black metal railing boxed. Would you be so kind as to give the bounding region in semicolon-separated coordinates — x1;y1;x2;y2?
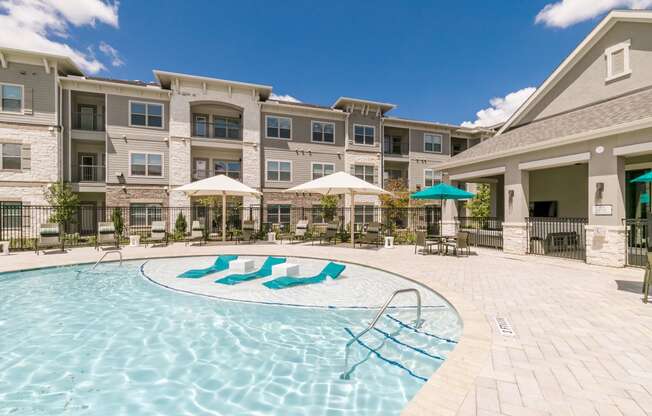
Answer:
456;217;503;249
191;120;241;140
72;112;105;131
624;218;647;267
526;217;588;261
72;165;106;183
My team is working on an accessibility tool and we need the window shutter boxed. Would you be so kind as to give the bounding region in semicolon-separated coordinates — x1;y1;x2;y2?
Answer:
21;144;31;170
23;87;33;115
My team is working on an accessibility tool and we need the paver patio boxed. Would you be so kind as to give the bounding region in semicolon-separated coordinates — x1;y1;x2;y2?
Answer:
1;243;650;416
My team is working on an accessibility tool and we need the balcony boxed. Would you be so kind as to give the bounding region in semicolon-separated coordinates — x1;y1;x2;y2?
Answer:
72;165;106;183
72;112;105;131
384;177;408;189
192;169;241;182
191;120;241;140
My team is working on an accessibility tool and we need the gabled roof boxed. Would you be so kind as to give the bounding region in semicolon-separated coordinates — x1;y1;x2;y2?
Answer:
332;97;396;114
498;9;652;134
0;46;83;76
153;70;272;99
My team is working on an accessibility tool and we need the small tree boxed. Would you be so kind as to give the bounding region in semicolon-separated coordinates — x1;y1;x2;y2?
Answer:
320;195;339;222
43;183;79;249
379;179;410;232
467;184;491;229
174;212;188;240
112;208;125;244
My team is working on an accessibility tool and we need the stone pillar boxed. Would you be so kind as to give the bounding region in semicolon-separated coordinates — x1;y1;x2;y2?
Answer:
503;162;529;255
586;151;626;267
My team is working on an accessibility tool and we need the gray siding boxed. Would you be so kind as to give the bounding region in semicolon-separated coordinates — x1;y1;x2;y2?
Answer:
348;110;381;152
106;136;169;185
263;148;344;189
409;128;451;157
261;111;345;147
106;94;169;136
0;62;55;125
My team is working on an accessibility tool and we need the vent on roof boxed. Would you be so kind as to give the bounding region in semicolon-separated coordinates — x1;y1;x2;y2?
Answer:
605;40;631;82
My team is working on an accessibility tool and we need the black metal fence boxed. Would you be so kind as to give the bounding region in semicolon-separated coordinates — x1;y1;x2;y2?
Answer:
456;217;503;249
0;205;445;250
624;218;647;267
526;217;588;261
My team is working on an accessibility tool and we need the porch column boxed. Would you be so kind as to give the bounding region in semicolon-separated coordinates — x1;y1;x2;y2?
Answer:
503;161;529;255
441;176;459;236
586;151;626;267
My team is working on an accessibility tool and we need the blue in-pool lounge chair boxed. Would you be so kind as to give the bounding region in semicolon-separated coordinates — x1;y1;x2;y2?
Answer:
215;256;286;285
263;262;346;289
177;255;238;278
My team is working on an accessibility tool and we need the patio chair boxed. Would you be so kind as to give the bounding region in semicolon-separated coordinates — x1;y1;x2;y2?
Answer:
96;221;117;250
414;231;437;255
263;261;346;289
357;222;382;247
215;256;286;285
36;223;61;254
238;220;257;244
442;231;471;256
186;220;205;246
320;221;339;245
148;221;167;247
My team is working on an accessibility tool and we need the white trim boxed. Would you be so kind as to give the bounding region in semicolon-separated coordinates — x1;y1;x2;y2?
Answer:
310;161;335;180
423;132;443;153
613;141;652;156
310;120;336;144
128;100;165;130
265;115;293;140
266;159;293;182
153;69;273;93
518;152;590;171
605;39;631;82
352;163;375;183
449;166;506;181
128;151;165;178
0;82;24;114
353;123;375;146
0;51;6;69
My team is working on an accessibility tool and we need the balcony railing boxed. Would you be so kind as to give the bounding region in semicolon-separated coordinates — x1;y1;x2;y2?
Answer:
191;120;242;140
192;169;241;181
72;112;105;131
72;165;106;183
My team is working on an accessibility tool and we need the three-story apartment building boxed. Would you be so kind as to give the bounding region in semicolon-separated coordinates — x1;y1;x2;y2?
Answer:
0;46;490;230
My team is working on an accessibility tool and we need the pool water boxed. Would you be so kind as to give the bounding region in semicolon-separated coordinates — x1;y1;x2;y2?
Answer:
0;260;461;415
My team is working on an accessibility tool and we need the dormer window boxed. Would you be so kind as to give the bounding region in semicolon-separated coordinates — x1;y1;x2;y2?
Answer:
605;40;631;82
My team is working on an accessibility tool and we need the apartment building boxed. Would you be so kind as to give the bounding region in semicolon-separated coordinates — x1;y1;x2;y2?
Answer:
0;46;489;230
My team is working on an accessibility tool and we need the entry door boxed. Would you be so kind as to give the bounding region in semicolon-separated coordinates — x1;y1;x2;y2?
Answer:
79;105;96;130
79;154;97;181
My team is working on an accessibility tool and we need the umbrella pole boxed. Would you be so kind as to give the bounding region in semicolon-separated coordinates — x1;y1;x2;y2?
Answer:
351;190;355;247
222;192;226;243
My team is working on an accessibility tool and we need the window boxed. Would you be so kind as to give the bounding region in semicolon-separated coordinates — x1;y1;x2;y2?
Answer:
130;203;162;227
266;116;291;139
312;121;335;143
193;115;208;137
267;204;291;226
214;160;241;180
0;201;22;229
312;162;334;180
354;205;375;225
214;116;241;139
384;135;402;155
130;101;163;128
354;165;374;184
354;125;375;145
193;158;209;180
130;152;163;177
1;144;21;170
424;169;441;187
1;84;22;113
424;133;442;153
267;160;292;182
605;40;631;81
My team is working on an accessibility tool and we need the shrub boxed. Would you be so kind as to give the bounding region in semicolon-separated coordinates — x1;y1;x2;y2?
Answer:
174;212;188;240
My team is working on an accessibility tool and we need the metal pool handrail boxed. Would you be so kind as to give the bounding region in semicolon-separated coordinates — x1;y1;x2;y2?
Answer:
91;250;123;269
341;288;422;379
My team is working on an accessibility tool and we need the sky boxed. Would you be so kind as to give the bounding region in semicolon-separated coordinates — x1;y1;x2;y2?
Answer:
1;0;651;127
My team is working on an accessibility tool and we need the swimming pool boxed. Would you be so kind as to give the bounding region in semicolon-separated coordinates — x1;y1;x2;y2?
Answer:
0;257;461;415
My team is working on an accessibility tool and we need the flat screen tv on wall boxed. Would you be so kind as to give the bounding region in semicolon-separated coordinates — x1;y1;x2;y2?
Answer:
529;201;558;217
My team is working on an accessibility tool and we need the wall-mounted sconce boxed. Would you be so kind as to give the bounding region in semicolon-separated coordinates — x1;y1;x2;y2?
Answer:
164;186;169;194
122;135;127;141
508;189;514;203
121;185;127;192
163;137;169;142
596;182;604;200
115;172;123;178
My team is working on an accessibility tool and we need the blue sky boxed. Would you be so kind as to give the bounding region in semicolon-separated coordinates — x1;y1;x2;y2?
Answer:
1;0;646;126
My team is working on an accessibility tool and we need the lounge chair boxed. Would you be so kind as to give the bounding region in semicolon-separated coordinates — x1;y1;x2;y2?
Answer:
281;219;309;243
414;231;438;255
96;221;117;250
36;223;61;254
263;261;346;289
148;221;167;247
238;220;257;244
186;220;205;246
357;222;382;247
320;221;339;245
178;255;238;278
215;256;286;285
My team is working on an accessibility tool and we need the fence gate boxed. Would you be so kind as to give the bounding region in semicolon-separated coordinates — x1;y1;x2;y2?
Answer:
526;217;588;261
456;217;503;249
625;219;647;267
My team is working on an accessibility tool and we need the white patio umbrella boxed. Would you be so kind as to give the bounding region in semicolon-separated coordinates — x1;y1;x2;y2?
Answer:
284;171;391;246
174;175;262;242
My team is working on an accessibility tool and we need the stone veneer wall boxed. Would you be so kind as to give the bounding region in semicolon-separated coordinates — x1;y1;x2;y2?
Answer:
585;225;626;267
105;185;168;207
502;222;528;255
0;124;59;184
0;185;49;205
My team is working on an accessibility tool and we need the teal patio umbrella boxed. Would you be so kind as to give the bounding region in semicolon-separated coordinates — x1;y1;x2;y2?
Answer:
410;183;475;234
631;171;652;215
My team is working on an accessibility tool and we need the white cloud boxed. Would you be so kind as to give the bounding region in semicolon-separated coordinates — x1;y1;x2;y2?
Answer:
462;87;536;128
535;0;652;28
99;41;123;67
0;0;120;73
270;93;301;103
